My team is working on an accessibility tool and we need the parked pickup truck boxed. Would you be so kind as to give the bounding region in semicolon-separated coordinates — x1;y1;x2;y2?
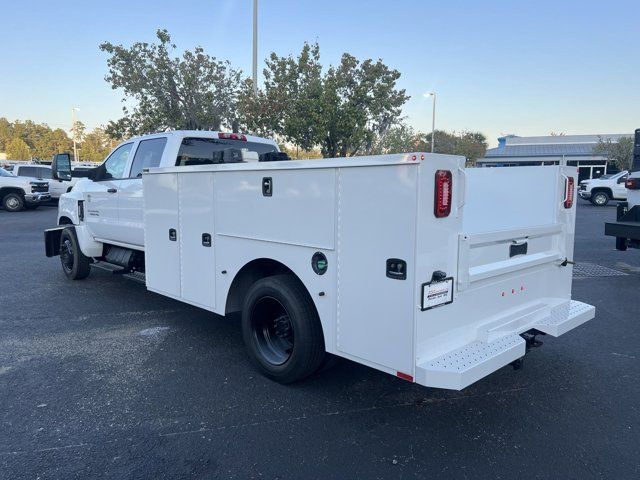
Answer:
12;163;80;199
0;167;50;211
578;170;628;206
44;130;595;390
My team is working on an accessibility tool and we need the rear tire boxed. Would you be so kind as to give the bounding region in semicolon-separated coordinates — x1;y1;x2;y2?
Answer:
3;193;24;212
60;227;91;280
242;274;325;384
590;191;610;206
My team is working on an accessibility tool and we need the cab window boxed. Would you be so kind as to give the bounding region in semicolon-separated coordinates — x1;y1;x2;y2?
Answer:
103;143;133;180
129;138;167;178
18;166;41;178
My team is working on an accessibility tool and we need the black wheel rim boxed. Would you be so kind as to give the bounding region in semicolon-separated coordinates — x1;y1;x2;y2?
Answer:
250;296;294;366
60;238;74;273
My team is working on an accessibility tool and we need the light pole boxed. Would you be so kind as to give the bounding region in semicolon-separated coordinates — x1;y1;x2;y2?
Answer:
252;0;258;96
71;107;80;162
424;92;436;153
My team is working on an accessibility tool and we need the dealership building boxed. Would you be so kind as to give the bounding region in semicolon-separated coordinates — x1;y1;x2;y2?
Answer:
478;134;630;181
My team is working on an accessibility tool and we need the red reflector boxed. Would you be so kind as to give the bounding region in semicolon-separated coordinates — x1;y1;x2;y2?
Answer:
396;371;413;382
564;176;574;208
420;154;425;161
626;178;640;190
434;170;452;218
218;132;247;141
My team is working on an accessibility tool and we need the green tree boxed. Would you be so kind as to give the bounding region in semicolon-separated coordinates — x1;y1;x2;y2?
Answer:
0;118;73;159
593;136;634;171
417;130;488;164
71;120;86;145
243;43;409;157
367;123;420;155
100;29;242;138
80;127;113;162
6;137;31;160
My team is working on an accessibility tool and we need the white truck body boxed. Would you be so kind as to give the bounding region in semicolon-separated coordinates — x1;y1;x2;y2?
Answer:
48;131;595;390
141;155;594;390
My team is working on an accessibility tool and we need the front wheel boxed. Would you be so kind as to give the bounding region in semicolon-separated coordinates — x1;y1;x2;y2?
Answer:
3;193;24;212
590;191;610;206
60;227;91;280
242;274;325;384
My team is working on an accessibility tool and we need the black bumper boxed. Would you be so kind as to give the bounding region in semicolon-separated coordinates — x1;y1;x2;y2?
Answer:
605;204;640;250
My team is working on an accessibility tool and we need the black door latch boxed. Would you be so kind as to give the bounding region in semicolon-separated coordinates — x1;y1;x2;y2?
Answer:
169;228;177;241
262;177;272;196
386;258;407;280
202;233;212;247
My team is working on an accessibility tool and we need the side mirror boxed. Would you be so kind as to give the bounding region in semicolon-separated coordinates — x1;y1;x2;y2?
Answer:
52;153;72;181
618;177;627;184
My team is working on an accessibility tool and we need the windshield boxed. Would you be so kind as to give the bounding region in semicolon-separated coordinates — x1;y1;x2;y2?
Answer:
0;168;14;177
175;137;278;166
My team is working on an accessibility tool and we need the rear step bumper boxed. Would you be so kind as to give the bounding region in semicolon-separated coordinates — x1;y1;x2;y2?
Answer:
415;300;595;390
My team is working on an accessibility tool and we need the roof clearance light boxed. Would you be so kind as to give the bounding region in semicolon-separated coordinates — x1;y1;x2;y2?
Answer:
218;132;247;141
564;176;575;209
434;170;452;218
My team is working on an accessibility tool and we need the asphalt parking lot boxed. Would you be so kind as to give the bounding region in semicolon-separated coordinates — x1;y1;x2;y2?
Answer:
1;201;639;479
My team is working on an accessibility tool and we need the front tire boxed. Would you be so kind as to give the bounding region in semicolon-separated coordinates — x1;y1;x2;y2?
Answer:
3;193;24;212
60;228;91;280
590;191;610;206
242;274;325;384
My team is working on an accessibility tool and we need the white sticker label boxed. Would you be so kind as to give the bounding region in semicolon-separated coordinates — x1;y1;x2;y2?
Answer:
422;278;454;310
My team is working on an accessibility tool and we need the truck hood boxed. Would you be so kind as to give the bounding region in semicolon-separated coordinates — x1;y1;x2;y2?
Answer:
0;175;48;189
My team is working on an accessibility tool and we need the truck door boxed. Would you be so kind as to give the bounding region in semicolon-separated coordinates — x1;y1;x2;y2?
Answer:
84;142;133;242
117;137;167;247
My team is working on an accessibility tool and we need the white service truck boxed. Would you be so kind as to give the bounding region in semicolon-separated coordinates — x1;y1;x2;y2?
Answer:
44;130;595;390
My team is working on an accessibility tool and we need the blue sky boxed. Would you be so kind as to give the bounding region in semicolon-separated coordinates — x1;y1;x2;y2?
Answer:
1;0;638;146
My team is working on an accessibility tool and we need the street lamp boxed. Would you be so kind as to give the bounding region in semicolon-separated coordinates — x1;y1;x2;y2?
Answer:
252;0;258;96
71;107;80;162
423;92;436;153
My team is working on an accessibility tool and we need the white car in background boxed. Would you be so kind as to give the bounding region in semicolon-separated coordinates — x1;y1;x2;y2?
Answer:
578;170;628;206
12;164;82;199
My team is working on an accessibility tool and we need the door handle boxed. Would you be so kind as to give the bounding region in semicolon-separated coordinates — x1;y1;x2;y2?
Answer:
107;188;117;193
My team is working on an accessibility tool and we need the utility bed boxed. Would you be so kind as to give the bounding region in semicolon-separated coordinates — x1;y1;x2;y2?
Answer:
142;154;594;390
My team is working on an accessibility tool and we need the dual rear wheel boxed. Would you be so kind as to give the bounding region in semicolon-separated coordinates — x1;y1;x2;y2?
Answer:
242;274;326;384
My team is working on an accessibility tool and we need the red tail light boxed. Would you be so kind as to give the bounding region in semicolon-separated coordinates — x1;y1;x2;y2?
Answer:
218;132;247;141
564;176;575;208
434;170;452;218
626;178;639;190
